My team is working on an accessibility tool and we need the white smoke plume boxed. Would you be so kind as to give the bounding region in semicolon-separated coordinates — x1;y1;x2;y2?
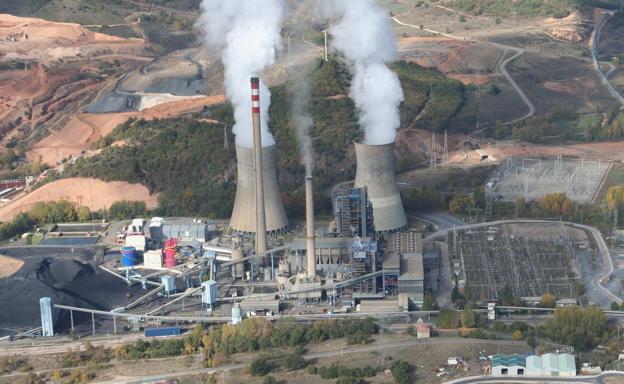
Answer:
197;0;284;148
290;76;314;177
319;0;403;145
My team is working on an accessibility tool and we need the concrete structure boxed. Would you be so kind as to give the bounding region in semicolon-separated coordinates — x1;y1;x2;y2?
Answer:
398;252;424;304
144;250;163;269
357;299;399;313
251;77;268;256
333;186;373;237
239;298;280;315
492;354;526;376
354;141;407;233
290;237;376;279
39;297;54;337
305;176;316;278
527;353;576;377
229;144;288;236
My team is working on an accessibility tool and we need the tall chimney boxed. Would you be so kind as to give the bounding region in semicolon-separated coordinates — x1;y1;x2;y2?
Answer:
305;175;316;278
251;77;268;257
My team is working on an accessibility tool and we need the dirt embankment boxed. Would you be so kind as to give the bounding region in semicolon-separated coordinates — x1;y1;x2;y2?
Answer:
27;94;226;165
0;13;144;64
0;177;158;221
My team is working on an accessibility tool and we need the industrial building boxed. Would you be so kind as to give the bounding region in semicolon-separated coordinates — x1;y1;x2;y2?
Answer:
333;186;374;237
526;353;576;377
492;354;527;376
353;141;407;234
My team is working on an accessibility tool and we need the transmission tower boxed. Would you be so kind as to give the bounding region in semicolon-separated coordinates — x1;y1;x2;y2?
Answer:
443;129;449;164
430;131;437;169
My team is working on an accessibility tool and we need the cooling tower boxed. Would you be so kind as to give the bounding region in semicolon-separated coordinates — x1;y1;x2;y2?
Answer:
229;144;289;235
353;141;407;233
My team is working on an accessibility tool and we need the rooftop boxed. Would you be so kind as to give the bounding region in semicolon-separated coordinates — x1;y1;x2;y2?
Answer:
492;354;526;368
399;252;424;280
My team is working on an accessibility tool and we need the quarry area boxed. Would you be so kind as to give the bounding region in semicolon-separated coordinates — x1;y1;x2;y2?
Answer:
1;0;624;383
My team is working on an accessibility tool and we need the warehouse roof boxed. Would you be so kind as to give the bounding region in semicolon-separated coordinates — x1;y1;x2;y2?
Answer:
492;354;526;368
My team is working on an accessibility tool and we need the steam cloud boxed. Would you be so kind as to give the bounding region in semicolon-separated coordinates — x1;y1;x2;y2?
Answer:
290;76;314;177
320;0;404;145
197;0;284;148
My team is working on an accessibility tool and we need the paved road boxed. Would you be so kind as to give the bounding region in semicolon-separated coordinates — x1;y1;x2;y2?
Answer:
426;219;622;306
443;371;624;384
591;11;624;106
416;212;465;230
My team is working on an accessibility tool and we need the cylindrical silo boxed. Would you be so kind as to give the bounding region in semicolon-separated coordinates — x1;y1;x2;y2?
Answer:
231;247;244;279
229;144;289;235
121;246;137;267
353;141;407;233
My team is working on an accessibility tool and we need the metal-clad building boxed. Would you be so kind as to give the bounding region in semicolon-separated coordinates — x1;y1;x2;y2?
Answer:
230;145;289;235
39;297;54;337
398;252;424;304
354;141;407;234
492;354;526;376
333;186;373;237
162;223;208;243
527;353;576;377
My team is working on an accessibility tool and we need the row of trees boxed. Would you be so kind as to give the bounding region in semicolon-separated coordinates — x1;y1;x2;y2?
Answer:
0;200;147;241
114;318;379;368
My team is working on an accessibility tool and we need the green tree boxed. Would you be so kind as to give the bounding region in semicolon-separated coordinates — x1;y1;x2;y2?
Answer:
461;304;476;328
449;193;475;215
249;357;273;376
390;360;413;384
539;293;556;308
436;309;459;329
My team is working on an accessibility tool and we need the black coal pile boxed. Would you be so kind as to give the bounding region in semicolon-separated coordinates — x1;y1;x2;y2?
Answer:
0;247;139;335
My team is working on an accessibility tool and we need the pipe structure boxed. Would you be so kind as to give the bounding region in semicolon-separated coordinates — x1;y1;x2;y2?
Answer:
251;77;268;258
354;141;407;233
305;176;316;278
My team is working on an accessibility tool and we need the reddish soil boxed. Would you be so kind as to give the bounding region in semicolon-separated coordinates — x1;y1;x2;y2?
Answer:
28;94;226;165
0;177;158;221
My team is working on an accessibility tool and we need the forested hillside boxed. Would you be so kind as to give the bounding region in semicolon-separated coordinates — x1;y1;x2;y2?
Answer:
66;59;466;218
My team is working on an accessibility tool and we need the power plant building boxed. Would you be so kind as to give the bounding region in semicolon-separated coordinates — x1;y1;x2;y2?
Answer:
229;144;288;235
333;186;374;237
354;141;407;234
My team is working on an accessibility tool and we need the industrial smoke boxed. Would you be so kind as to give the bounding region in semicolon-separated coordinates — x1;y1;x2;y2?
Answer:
197;0;284;148
320;0;403;145
290;77;314;177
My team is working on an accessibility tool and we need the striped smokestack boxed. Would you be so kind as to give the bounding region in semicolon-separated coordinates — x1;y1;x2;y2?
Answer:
251;77;268;257
305;175;315;278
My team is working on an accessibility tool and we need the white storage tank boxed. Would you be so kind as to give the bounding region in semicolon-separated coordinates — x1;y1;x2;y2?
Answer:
161;275;176;295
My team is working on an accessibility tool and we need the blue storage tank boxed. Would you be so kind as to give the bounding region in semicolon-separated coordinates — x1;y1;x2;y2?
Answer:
144;326;181;337
121;246;137;267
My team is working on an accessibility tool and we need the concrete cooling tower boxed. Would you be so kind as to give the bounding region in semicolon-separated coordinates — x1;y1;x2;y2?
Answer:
229;144;289;235
354;141;407;234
